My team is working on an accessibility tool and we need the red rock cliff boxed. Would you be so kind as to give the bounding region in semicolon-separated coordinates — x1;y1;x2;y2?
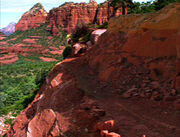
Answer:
15;3;47;31
7;3;180;137
47;1;125;34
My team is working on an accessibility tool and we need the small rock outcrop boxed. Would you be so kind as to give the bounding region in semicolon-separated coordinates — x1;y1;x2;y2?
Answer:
15;3;47;31
0;32;7;40
90;29;107;44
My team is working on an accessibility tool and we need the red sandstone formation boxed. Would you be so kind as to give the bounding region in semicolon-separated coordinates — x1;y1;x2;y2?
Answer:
0;32;7;40
90;29;107;44
0;42;64;65
6;3;180;137
23;39;37;44
15;1;127;35
96;2;114;25
15;3;47;31
47;1;98;35
47;1;126;34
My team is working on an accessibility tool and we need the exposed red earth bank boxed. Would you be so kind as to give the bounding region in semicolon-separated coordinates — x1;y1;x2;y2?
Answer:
6;3;180;137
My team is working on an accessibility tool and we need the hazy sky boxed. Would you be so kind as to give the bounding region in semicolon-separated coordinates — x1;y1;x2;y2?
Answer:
0;0;153;29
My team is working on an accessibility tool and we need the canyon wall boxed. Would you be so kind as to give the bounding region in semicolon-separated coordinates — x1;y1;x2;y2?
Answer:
16;1;126;34
47;1;124;34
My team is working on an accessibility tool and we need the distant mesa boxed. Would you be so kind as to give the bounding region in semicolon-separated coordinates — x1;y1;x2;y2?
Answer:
0;22;16;36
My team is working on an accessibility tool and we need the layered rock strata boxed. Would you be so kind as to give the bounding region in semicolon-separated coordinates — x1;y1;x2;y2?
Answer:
15;3;47;31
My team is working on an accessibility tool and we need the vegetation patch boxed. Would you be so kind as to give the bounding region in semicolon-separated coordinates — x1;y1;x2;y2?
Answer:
129;0;180;14
96;22;108;29
71;24;92;44
0;55;61;116
63;46;72;59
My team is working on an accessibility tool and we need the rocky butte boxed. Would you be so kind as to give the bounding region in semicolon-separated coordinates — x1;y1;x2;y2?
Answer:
47;0;126;34
16;1;127;34
6;3;180;137
15;3;47;31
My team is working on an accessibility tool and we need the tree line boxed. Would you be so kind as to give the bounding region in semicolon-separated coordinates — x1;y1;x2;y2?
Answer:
110;0;180;14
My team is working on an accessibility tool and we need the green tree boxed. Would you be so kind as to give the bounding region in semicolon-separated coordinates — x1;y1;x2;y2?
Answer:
110;0;134;15
130;1;155;14
154;0;180;10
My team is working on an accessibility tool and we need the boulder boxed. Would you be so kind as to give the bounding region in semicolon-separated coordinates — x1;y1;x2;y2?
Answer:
94;120;115;132
90;29;107;44
100;130;121;137
72;43;87;55
105;132;121;137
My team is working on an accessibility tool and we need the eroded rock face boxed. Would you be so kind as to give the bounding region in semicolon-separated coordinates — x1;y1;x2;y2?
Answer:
15;1;126;34
47;1;125;34
47;2;98;35
95;2;114;25
6;3;180;137
15;3;47;31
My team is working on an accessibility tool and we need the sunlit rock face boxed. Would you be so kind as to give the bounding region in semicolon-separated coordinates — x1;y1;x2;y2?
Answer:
15;1;126;34
47;1;125;34
15;3;47;31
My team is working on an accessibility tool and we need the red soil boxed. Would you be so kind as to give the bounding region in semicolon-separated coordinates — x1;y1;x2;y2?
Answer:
0;54;18;65
0;41;7;45
0;37;7;40
5;3;180;137
40;57;57;62
23;39;36;44
0;41;64;65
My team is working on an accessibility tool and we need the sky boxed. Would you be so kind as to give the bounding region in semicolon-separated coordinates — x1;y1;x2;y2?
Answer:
0;0;153;29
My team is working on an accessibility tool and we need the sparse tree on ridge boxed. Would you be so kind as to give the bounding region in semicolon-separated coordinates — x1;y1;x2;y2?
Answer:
110;0;134;15
154;0;180;10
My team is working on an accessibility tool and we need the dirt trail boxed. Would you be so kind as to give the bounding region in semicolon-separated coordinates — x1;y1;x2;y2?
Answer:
95;95;180;137
66;58;180;137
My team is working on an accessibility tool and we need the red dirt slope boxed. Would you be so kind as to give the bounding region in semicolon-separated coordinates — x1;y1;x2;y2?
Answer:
6;3;180;137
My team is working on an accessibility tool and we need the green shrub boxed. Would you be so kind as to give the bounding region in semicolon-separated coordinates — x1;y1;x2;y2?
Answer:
4;118;14;125
129;1;155;14
35;70;49;86
129;0;180;14
154;0;180;11
71;24;91;43
79;32;91;43
63;46;72;59
96;22;108;29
